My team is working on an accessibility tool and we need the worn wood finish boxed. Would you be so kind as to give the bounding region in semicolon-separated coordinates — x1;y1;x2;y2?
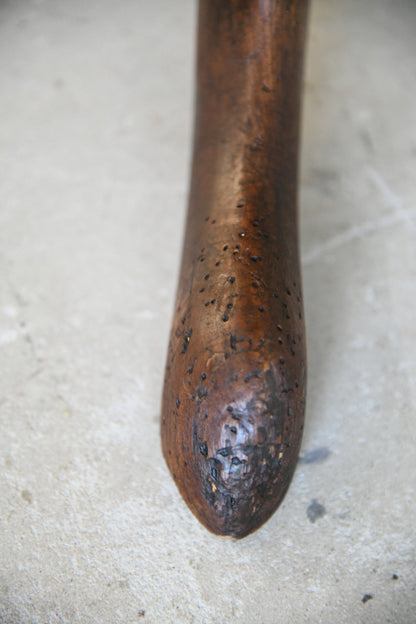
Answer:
161;0;309;538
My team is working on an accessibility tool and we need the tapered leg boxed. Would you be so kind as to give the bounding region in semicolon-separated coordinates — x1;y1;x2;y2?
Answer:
161;0;309;538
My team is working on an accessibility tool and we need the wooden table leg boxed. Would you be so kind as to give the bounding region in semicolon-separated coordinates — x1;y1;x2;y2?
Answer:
161;0;309;538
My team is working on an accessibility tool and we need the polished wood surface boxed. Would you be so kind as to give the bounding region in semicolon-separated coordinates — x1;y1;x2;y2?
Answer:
161;0;309;538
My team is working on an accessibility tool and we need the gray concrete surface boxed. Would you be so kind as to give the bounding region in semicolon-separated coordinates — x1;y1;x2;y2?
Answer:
1;1;415;622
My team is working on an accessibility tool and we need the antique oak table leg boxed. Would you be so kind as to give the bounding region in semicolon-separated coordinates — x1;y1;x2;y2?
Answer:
161;0;309;538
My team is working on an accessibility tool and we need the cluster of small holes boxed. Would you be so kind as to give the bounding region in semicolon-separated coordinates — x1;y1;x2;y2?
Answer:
167;209;307;505
174;216;305;434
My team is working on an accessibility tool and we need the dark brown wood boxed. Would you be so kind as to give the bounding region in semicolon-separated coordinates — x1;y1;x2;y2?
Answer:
161;0;309;538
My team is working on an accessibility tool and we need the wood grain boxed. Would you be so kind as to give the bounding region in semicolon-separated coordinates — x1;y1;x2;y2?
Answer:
161;0;309;538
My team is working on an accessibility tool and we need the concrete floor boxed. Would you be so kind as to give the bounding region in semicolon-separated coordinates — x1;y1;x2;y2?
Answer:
1;1;415;622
